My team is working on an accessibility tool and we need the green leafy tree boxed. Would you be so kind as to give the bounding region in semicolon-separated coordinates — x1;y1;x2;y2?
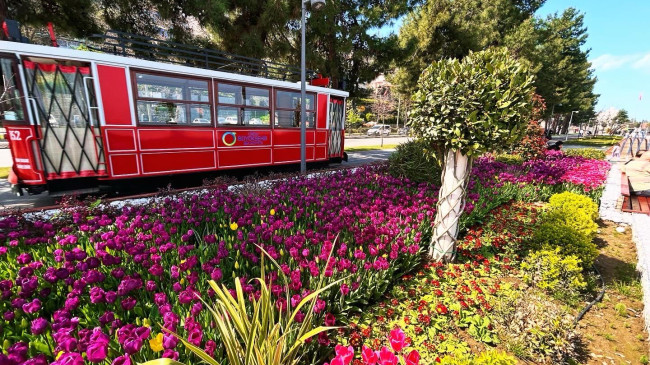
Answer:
5;0;101;36
410;48;534;261
390;0;545;95
505;8;598;131
304;0;415;95
614;109;630;125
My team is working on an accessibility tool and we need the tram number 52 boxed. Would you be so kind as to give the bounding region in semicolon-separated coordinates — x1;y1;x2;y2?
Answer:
8;131;21;141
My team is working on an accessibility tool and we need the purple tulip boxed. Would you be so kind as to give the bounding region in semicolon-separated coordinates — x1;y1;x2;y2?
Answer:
22;298;42;314
86;342;108;363
31;317;49;335
120;297;137;311
111;355;132;365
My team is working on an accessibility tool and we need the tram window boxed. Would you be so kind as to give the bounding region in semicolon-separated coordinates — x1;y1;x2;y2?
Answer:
218;84;242;105
217;106;239;124
244;109;270;126
134;72;211;125
274;90;315;128
216;83;270;127
275;110;314;128
276;91;314;110
245;88;269;107
0;59;26;122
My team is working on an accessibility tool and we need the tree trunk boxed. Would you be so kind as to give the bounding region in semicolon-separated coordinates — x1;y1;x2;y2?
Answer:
429;149;472;261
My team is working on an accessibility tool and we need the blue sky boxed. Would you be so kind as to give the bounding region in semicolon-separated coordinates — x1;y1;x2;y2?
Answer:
537;0;650;121
374;1;650;120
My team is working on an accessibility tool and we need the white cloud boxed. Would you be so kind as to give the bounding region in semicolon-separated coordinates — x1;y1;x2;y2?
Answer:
632;54;650;71
590;53;640;71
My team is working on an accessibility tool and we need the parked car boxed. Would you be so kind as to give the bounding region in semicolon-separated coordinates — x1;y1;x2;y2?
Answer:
367;124;391;136
398;126;410;135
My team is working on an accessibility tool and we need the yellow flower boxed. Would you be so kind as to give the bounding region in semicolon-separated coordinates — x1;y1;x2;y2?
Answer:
230;222;238;231
150;333;164;352
270;209;276;216
55;351;65;360
143;318;151;327
235;261;240;269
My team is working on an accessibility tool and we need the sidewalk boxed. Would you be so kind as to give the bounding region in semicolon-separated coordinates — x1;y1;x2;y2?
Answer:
599;160;650;333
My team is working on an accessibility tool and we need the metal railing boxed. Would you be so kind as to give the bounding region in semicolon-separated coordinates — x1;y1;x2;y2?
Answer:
84;31;316;82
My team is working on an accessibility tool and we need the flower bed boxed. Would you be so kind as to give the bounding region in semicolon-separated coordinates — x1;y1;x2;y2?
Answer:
335;204;538;363
0;152;609;365
0;166;436;365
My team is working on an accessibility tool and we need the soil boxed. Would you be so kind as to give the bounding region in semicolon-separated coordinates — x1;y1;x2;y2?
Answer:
576;220;649;365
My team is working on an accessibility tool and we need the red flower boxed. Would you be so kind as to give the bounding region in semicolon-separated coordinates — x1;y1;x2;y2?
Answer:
435;304;448;315
404;350;420;365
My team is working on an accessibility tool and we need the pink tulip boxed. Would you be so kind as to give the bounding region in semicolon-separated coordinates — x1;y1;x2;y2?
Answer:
361;345;378;365
388;328;407;352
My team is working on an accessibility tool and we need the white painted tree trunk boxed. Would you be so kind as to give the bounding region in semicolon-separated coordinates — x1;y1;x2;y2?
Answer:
430;149;472;261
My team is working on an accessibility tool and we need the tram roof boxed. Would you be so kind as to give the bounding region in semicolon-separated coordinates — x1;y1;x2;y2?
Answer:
0;40;349;98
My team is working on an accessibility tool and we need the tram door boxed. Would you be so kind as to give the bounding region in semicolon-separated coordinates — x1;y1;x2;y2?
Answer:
23;60;106;179
328;97;345;157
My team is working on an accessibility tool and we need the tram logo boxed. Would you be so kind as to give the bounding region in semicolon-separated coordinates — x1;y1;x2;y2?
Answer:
222;132;237;146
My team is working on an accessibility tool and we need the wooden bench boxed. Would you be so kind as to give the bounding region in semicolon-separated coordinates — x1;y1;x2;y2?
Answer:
621;170;650;214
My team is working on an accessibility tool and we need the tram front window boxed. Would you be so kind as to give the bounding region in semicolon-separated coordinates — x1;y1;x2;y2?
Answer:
0;58;26;122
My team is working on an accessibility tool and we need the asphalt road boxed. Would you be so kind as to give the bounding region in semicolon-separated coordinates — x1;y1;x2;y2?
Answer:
0;148;395;210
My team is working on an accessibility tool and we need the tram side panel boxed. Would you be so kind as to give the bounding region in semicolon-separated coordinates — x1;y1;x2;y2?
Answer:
95;64;139;178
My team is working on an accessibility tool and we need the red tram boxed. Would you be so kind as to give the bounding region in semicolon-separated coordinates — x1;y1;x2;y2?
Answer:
0;30;348;195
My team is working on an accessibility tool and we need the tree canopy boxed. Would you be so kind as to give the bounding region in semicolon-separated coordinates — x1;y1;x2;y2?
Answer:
2;0;413;97
505;7;598;127
389;0;545;95
410;47;535;159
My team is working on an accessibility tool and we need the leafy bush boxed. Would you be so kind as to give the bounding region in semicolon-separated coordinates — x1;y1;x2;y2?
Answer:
440;350;517;365
147;254;342;365
549;191;599;220
530;222;598;268
512;121;548;160
494;153;524;165
520;248;586;302
564;148;606;159
492;290;578;363
388;139;441;183
547;191;599;239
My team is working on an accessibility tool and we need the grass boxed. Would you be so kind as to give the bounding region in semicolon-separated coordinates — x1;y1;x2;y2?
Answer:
567;136;622;146
345;144;399;152
612;262;643;300
0;166;9;179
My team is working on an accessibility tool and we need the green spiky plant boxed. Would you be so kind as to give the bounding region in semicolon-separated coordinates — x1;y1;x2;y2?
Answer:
141;245;344;365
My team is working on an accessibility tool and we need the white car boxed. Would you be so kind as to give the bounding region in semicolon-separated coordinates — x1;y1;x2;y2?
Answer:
224;116;238;124
367;124;391;136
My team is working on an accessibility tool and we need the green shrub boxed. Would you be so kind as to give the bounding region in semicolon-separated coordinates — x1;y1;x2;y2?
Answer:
511;120;548;160
530;222;598;268
543;192;599;249
388;139;441;184
520;248;586;302
439;350;517;365
549;191;599;221
492;290;578;363
563;148;606;160
494;153;524;165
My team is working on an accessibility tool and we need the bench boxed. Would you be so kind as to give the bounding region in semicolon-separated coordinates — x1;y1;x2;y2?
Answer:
621;169;650;214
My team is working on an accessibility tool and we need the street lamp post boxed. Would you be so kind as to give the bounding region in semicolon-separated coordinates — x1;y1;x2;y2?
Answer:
300;0;325;174
565;110;579;141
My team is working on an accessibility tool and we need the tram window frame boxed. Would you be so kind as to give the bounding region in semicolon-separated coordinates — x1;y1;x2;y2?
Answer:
131;70;213;127
215;82;271;128
0;55;29;124
274;89;316;129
